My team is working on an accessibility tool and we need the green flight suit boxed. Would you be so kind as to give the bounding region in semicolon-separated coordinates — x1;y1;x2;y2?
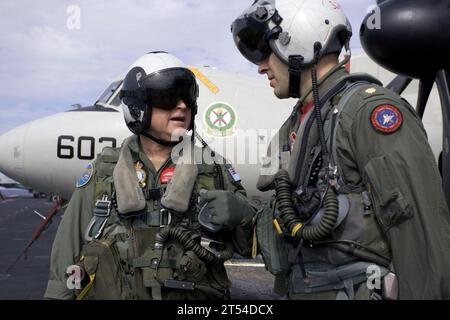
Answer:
44;135;254;300
256;67;450;299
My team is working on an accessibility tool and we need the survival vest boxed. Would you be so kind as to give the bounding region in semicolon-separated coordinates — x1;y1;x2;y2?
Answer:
76;141;235;300
256;73;394;297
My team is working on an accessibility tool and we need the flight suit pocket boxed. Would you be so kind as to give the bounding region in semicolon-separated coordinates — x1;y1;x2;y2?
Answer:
77;239;129;300
255;202;289;275
362;209;392;260
364;156;412;232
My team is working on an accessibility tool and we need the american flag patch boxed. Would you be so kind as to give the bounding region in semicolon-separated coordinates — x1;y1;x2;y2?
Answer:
227;167;241;182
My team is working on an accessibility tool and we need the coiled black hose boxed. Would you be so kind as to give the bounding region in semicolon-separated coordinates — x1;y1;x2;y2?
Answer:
274;170;301;233
154;226;234;265
275;170;339;241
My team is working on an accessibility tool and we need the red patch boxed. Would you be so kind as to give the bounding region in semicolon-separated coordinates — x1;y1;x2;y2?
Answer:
300;101;314;123
345;55;351;73
371;104;403;134
160;167;175;184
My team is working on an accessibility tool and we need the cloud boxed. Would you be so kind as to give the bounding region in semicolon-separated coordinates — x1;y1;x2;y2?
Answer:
0;0;376;135
1;26;100;99
339;0;377;51
0;101;58;134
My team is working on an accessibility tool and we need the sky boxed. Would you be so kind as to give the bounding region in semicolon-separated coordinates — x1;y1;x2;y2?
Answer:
0;0;376;135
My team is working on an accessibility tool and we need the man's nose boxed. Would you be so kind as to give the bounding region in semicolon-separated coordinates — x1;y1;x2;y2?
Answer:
258;58;269;75
176;100;188;109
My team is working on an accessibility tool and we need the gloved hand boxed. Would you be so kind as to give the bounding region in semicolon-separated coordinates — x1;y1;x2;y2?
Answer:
198;190;255;232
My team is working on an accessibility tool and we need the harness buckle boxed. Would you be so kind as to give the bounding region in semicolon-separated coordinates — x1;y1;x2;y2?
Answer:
146;188;164;200
328;165;339;189
200;237;226;257
93;194;111;217
159;209;172;227
84;195;111;241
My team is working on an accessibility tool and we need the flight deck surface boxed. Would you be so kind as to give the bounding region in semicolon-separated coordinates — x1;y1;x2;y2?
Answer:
0;198;278;300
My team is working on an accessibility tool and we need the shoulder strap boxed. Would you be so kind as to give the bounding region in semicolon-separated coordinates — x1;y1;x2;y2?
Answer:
197;142;227;190
291;74;381;188
95;147;120;179
85;147;120;241
328;81;379;192
94;146;121;202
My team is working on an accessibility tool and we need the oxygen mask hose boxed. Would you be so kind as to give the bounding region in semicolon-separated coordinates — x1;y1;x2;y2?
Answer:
311;42;329;166
274;170;339;241
155;226;234;265
274;170;302;235
274;42;339;240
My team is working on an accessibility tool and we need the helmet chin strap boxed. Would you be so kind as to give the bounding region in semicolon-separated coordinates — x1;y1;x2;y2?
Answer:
140;105;195;146
141;131;183;147
288;55;305;98
288;39;351;100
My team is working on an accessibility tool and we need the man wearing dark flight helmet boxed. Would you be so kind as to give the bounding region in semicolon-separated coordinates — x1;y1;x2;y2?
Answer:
45;52;255;300
232;0;450;300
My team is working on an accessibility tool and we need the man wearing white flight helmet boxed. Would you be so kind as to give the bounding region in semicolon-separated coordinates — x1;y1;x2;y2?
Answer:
45;52;255;300
232;0;450;299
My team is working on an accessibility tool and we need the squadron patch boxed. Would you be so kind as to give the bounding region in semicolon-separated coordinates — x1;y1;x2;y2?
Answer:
76;163;94;188
204;102;237;137
371;104;403;134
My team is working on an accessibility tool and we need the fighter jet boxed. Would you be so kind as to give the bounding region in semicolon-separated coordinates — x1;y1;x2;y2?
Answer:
0;51;444;205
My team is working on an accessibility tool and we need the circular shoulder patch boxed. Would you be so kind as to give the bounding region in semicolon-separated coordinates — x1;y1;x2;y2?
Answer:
76;163;94;188
370;104;403;134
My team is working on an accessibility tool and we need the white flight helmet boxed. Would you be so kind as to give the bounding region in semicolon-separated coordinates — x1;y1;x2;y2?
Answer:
231;0;352;97
119;51;199;144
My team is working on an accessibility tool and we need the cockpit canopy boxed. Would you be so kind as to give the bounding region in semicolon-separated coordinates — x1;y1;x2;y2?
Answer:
95;80;123;107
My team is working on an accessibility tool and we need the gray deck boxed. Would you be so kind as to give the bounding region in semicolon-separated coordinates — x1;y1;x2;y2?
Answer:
0;198;278;300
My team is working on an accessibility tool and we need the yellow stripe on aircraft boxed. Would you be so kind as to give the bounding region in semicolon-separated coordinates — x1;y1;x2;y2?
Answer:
189;66;220;94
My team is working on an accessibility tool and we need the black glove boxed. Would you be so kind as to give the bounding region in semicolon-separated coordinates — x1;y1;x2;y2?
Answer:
198;190;255;232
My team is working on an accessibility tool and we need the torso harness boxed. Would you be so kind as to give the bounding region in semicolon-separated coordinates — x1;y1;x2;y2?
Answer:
272;73;394;292
76;143;234;300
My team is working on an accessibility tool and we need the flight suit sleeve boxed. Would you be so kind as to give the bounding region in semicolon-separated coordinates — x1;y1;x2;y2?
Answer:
44;181;95;300
220;163;257;258
340;88;450;299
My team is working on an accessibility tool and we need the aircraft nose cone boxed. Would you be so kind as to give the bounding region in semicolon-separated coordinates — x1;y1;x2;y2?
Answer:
0;126;27;184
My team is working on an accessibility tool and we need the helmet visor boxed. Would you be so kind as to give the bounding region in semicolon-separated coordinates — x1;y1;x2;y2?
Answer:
142;68;198;110
231;16;272;65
